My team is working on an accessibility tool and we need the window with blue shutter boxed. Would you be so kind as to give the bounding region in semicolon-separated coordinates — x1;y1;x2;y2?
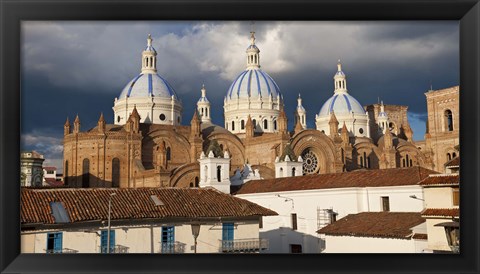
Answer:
46;232;63;253
222;223;234;251
161;226;175;253
100;230;115;253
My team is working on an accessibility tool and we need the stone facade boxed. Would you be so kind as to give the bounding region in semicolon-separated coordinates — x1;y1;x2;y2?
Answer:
423;86;460;172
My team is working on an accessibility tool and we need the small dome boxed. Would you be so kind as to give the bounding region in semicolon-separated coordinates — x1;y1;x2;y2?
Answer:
118;73;178;99
144;44;156;52
226;68;281;100
198;97;209;103
318;92;366;116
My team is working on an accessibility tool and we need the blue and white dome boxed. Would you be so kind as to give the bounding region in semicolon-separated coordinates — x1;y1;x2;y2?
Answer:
318;92;366;116
119;73;178;99
226;68;281;100
224;31;283;135
378;110;388;118
315;61;370;138
113;35;182;126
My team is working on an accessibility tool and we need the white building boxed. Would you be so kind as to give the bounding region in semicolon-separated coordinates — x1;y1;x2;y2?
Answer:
419;162;459;253
21;187;276;254
42;166;63;187
113;34;183;126
20;151;45;187
317;212;428;253
234;167;437;253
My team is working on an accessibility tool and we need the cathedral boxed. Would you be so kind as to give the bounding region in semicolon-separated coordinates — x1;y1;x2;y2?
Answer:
62;33;459;189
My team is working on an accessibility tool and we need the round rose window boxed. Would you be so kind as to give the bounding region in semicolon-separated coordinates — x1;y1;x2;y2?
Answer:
301;149;319;174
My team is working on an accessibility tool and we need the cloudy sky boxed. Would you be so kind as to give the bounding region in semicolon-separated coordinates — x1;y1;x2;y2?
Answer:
21;21;459;171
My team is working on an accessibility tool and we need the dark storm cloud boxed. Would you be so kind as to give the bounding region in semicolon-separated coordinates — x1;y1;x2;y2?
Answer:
21;21;459;168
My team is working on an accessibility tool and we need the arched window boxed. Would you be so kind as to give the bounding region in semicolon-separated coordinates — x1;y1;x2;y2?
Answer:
252;119;256;129
264;120;268;130
112;158;120;187
402;158;406;167
201;108;204;115
409;159;413;166
64;160;69;185
195;177;199;187
447;153;452;161
190;182;194;187
279;168;283;177
82;158;90;188
205;108;208;117
217;166;222;182
292;168;296;177
445;109;453;131
406;154;410;167
359;156;364;168
363;152;367;168
389;122;395;132
241;120;245;130
166;147;171;161
146;58;149;67
232;121;235;131
273;120;277;130
452;152;457;158
367;157;371;169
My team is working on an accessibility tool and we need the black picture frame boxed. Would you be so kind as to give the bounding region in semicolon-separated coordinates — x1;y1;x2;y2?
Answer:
1;0;479;273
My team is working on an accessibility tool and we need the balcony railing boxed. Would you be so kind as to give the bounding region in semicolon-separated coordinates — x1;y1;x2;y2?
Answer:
46;248;78;254
100;244;130;254
159;241;186;254
220;238;269;253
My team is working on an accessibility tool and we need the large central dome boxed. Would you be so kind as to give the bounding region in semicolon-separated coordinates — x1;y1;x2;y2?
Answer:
119;73;178;99
318;92;365;116
226;68;281;100
223;32;283;135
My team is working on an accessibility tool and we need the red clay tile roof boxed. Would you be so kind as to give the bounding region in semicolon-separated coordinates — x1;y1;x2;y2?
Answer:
419;174;459;186
43;178;64;187
444;156;460;168
21;187;277;225
421;208;459;217
317;212;425;239
43;166;57;171
412;233;428;240
234;167;438;195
